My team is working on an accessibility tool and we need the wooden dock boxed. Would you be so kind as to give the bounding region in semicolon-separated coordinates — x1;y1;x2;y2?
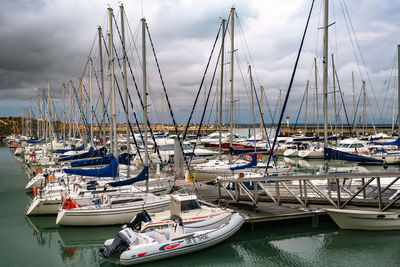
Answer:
177;182;326;224
176;171;400;224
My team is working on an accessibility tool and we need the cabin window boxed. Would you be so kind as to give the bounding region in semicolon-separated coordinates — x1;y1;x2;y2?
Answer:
377;214;385;219
181;200;201;211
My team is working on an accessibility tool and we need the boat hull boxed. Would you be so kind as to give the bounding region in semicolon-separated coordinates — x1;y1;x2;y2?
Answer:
56;201;170;226
119;213;244;265
326;208;400;230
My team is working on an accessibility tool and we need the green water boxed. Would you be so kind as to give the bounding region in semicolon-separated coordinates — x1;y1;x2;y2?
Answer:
1;143;400;267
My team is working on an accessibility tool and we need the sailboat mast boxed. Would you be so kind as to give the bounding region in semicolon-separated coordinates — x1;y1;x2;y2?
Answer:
89;57;94;147
305;80;309;133
98;26;105;144
352;71;355;135
362;80;366;134
108;8;118;157
229;7;235;163
47;82;53;156
398;44;400;136
314;57;319;136
120;4;130;164
260;86;264;138
323;0;329;173
219;19;225;159
331;54;337;137
249;65;256;153
43;91;46;140
62;83;66;146
37;96;40;138
142;17;149;192
68;81;73;146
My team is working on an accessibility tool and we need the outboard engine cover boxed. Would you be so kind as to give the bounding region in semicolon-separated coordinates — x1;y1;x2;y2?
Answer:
100;228;136;258
127;210;152;231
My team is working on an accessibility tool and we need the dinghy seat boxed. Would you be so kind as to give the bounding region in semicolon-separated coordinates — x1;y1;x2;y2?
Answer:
153;229;168;243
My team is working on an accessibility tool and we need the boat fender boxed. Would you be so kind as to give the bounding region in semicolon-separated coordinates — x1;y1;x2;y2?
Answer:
32;186;38;197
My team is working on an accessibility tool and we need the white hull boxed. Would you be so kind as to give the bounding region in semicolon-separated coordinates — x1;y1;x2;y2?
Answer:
105;213;244;265
298;149;324;159
326;208;400;230
56;200;170;226
25;198;61;215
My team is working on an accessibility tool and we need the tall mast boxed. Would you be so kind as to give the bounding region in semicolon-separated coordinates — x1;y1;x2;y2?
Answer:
62;83;66;146
314;57;319;135
78;77;86;147
142;17;149;192
47;82;53;156
362;80;366;134
249;65;256;153
89;57;94;147
331;54;337;138
68;81;73;146
352;71;355;135
398;44;400;136
43;91;46;140
229;7;235;164
219;19;225;159
392;79;396;135
98;26;105;144
322;0;329;173
260;85;264;138
120;4;130;169
108;8;118;157
305;80;309;133
37;96;40;138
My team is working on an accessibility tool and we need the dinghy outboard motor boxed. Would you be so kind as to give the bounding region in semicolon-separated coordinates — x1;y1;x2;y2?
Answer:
99;210;152;258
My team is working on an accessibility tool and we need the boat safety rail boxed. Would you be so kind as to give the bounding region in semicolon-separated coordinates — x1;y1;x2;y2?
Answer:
216;171;400;211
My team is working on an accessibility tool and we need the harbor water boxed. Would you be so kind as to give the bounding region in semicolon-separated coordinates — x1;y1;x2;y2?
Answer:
1;143;400;267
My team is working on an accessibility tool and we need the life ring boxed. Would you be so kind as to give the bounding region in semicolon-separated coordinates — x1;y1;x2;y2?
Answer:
32;186;38;197
48;175;54;182
35;167;43;175
257;154;262;161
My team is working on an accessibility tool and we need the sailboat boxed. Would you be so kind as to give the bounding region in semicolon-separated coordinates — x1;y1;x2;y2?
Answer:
315;1;400;230
56;8;173;226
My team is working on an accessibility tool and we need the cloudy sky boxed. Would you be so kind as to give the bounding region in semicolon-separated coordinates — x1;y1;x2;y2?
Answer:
1;0;399;126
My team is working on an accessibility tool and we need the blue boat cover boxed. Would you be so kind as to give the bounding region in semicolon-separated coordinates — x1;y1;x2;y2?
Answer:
53;144;85;154
63;158;118;177
372;137;400;146
107;167;148;187
58;147;107;162
230;153;257;171
70;153;133;167
27;139;46;144
324;148;383;163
